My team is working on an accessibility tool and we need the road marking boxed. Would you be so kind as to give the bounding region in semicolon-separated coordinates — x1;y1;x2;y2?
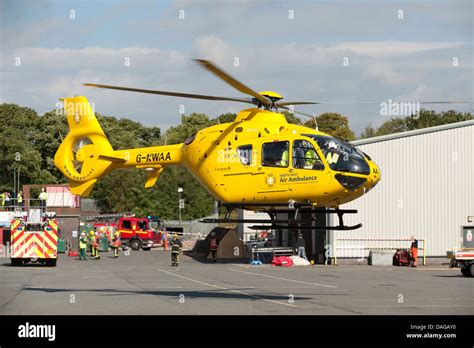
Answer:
228;268;337;288
157;269;296;308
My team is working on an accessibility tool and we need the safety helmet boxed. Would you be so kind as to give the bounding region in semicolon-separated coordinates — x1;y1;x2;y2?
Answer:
114;231;120;236
173;233;178;238
89;231;94;235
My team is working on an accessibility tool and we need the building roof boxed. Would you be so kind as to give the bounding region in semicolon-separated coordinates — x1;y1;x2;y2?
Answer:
352;119;474;146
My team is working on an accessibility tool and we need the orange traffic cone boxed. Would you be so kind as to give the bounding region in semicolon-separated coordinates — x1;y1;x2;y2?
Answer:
163;239;168;251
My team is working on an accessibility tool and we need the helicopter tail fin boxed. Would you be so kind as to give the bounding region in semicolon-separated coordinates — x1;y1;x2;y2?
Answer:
54;96;183;196
54;96;118;196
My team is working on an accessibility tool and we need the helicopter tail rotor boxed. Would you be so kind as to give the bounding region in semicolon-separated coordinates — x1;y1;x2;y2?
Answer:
54;96;121;196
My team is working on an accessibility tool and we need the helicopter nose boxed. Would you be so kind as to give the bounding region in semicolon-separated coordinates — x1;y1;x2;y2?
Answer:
370;162;381;186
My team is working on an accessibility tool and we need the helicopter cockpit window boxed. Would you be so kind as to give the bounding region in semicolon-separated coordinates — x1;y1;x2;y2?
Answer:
237;145;253;166
262;141;289;168
303;134;370;175
292;140;324;170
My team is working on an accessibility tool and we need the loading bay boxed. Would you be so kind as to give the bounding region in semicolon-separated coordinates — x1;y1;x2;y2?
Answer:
0;251;472;315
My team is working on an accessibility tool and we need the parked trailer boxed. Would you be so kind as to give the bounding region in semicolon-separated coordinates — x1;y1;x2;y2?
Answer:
10;213;59;267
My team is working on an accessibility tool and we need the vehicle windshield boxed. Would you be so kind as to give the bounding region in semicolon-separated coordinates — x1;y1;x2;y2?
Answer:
302;134;370;175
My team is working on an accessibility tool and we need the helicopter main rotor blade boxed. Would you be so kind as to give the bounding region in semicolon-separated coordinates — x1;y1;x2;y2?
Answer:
275;101;320;107
279;101;471;106
194;59;271;107
83;83;255;105
279;106;315;118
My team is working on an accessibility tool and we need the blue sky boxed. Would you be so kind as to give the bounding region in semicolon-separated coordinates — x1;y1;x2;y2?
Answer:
1;0;472;134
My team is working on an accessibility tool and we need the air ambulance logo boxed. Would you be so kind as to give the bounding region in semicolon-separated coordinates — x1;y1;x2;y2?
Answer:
266;174;275;187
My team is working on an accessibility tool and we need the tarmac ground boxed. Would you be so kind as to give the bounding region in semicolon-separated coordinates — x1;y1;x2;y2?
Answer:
0;249;472;315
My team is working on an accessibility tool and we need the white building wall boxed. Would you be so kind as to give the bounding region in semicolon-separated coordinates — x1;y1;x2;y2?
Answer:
332;121;474;257
238;210;271;241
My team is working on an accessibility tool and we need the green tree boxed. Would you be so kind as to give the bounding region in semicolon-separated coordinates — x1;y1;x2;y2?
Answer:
164;113;211;144
281;111;302;125
360;124;377;139
304;112;355;141
0;104;58;192
216;112;237;124
360;109;473;139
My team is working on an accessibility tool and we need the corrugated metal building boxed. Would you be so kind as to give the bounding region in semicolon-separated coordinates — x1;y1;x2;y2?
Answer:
331;120;474;259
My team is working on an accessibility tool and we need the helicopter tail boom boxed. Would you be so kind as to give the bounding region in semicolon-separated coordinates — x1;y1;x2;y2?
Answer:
54;96;183;196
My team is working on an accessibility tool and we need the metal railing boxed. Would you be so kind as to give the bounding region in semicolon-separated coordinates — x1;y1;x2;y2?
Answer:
0;198;48;210
333;238;427;266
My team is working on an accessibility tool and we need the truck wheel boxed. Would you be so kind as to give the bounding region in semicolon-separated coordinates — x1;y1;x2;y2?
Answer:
461;265;472;277
45;259;57;267
130;239;142;251
11;258;22;266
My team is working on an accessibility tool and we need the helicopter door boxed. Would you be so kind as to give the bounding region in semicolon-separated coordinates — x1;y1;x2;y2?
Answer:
291;138;332;201
259;140;293;195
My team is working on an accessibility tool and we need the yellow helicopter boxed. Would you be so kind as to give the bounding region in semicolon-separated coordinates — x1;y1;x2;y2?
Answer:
54;59;381;230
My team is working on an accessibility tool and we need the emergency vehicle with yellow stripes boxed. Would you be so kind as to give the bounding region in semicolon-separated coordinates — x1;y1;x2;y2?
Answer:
10;212;59;266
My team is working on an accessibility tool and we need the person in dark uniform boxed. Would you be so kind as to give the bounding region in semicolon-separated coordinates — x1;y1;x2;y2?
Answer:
170;233;182;266
410;236;418;267
296;233;308;261
209;232;218;263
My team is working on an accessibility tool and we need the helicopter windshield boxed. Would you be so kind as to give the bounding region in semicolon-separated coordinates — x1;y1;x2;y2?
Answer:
303;134;370;175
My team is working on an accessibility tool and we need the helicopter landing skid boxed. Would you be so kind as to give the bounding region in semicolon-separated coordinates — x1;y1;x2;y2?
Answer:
246;223;362;231
199;203;362;231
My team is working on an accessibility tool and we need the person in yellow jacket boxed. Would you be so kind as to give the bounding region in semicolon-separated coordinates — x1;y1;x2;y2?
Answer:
88;230;95;257
280;149;289;167
79;232;88;261
17;190;23;208
0;192;5;210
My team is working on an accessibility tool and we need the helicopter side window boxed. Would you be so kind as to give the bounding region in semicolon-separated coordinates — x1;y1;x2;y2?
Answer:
237;145;253;166
292;140;324;170
262;141;289;168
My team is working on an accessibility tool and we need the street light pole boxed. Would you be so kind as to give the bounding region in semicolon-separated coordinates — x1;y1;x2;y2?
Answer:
178;187;184;226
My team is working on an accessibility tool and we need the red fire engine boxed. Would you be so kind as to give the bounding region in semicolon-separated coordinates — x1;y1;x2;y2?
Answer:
117;216;157;251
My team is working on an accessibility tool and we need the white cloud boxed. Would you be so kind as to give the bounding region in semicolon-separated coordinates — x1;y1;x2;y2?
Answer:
326;42;465;58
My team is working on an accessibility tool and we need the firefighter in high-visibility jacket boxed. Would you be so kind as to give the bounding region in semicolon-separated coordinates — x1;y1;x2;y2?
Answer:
170;233;182;267
111;231;121;258
79;232;88;261
93;232;100;260
88;230;95;257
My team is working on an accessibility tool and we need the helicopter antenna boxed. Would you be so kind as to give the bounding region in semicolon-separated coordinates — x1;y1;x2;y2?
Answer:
312;113;319;131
